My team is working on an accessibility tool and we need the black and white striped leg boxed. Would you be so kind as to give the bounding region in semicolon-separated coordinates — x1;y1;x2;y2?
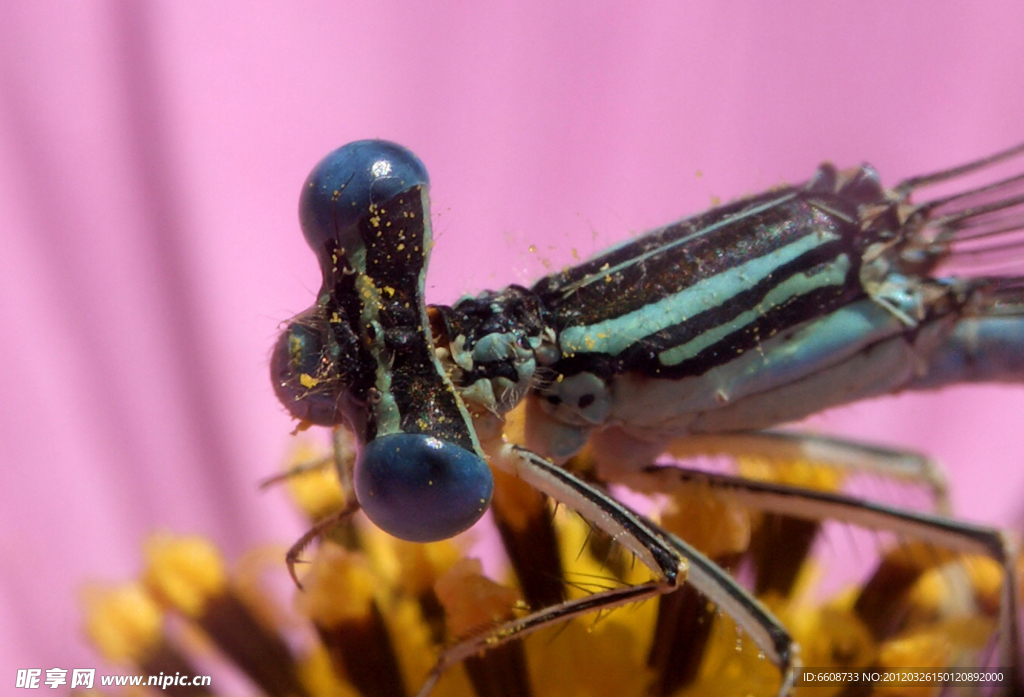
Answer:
625;464;1021;693
413;443;799;697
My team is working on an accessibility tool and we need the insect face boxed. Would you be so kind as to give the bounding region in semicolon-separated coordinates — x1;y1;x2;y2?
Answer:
275;140;493;542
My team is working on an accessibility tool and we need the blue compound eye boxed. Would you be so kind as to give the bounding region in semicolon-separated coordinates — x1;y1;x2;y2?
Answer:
269;316;345;426
353;433;494;542
299;140;429;265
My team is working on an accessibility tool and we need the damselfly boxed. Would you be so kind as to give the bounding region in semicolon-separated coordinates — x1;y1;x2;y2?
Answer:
271;140;1024;695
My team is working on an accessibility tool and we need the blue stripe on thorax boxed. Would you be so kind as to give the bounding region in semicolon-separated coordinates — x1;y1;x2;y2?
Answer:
558;230;840;357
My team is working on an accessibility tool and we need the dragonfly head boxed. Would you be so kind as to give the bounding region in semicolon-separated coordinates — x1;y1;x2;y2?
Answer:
272;140;493;541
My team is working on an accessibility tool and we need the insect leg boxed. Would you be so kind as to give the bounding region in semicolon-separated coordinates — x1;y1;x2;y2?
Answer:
894;142;1024;196
264;428;364;587
417;442;799;697
258;454;333;490
329;426;356;508
285;500;361;589
657;430;950;513
626;464;1022;690
260;427;358;492
578;430;942;692
414;581;665;697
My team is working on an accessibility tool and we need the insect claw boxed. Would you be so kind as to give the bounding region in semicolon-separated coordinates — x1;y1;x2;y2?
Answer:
286;557;307;591
284;501;362;590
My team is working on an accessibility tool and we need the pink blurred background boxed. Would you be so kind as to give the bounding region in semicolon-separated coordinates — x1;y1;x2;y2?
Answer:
1;1;1023;687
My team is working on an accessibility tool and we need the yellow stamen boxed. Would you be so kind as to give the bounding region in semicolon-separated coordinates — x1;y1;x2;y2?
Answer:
142;534;227;617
